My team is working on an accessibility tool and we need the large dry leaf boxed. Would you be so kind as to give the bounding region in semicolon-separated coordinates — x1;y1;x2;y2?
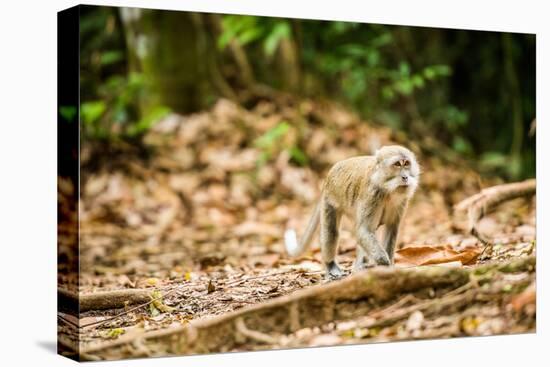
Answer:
395;244;480;267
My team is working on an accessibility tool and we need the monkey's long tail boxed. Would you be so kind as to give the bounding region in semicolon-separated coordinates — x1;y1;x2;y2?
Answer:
284;202;320;257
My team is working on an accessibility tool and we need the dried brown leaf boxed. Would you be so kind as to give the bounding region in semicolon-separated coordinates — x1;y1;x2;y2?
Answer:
395;244;480;266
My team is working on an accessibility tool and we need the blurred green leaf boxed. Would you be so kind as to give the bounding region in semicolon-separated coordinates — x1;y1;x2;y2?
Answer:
254;121;291;165
398;62;410;76
237;27;264;46
219;15;265;49
452;136;474;155
59;105;77;122
508;155;522;179
412;75;425;88
382;86;395;100
128;106;171;137
288;146;309;166
264;22;291;56
479;152;508;169
366;50;380;66
100;50;124;65
217;32;233;50
371;32;392;48
394;79;413;95
423;65;452;80
81;101;106;125
341;44;368;58
255;121;290;149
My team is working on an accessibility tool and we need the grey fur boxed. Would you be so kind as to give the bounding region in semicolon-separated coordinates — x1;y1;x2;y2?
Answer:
285;145;419;279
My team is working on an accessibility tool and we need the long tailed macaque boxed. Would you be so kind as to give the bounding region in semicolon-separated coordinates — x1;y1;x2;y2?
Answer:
285;145;420;280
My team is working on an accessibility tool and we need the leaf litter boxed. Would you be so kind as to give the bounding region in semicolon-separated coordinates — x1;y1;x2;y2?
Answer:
57;98;536;357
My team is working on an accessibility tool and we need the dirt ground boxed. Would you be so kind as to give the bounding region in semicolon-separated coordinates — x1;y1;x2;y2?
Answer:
57;98;536;360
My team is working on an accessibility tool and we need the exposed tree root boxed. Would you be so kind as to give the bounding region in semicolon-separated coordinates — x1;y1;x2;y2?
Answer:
337;282;475;333
235;317;280;345
78;256;535;360
454;179;536;258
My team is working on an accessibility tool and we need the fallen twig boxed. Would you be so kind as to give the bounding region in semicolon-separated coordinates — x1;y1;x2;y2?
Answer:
58;286;183;330
59;288;151;313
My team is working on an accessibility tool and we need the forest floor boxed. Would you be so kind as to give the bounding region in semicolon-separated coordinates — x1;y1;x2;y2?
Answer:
57;97;536;360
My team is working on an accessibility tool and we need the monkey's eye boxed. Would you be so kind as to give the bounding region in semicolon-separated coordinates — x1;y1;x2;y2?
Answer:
403;160;410;167
393;162;401;167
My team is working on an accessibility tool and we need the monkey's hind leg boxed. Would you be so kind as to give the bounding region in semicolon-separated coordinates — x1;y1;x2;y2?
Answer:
353;246;368;272
320;200;343;280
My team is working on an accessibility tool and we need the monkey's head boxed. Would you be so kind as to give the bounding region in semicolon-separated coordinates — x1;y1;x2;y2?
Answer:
374;145;420;196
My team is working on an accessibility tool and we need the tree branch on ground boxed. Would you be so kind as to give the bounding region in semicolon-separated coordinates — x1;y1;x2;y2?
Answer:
454;179;536;259
58;288;152;313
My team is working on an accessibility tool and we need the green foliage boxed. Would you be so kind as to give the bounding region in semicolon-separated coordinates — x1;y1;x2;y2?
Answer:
254;121;290;165
263;22;291;56
219;15;291;58
218;16;263;49
433;105;469;132
304;27;395;107
288;146;309;166
99;50;124;66
479;151;509;172
79;7;535;179
382;63;451;100
81;72;171;139
81;100;107;138
127;106;172;137
295;22;456;126
59;105;77;122
79;6;173;141
255;121;290;149
81;101;106;125
452;136;474;156
480;151;522;178
254;121;308;166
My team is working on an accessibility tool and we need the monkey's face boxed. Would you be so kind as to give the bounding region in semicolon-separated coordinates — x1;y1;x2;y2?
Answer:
375;146;420;195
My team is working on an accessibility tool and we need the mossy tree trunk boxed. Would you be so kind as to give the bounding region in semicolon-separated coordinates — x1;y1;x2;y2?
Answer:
119;8;219;114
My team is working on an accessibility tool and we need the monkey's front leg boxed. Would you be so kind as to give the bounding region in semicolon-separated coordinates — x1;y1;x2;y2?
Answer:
320;200;344;280
382;223;399;265
356;225;390;269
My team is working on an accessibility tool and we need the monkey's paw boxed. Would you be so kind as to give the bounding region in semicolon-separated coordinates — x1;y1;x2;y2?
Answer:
325;261;345;281
374;252;391;266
